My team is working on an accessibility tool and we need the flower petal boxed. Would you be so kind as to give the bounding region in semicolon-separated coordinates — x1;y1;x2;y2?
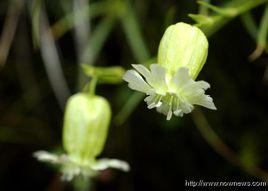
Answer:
196;80;210;90
194;95;217;110
33;150;60;164
149;64;168;95
132;64;151;80
182;81;210;97
170;67;193;93
144;94;162;109
123;70;153;94
180;100;194;114
173;67;192;86
91;158;130;172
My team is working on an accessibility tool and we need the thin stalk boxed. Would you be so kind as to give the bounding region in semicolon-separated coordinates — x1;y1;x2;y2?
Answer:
74;0;90;92
31;0;41;48
0;0;23;67
81;16;115;64
199;0;210;15
73;176;92;191
77;16;115;90
240;11;258;40
51;1;108;40
73;0;90;62
40;4;70;109
249;4;268;61
192;108;268;182
89;77;97;96
120;0;150;63
82;65;125;84
114;92;144;126
114;0;151;125
199;0;268;37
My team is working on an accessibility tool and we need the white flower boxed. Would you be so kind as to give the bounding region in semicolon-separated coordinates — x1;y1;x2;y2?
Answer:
123;64;216;120
34;150;130;181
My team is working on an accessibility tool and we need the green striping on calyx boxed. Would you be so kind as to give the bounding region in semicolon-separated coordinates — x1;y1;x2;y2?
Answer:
158;22;208;79
63;93;111;165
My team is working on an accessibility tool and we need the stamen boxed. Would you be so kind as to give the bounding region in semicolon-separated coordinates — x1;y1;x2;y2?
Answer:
167;110;172;120
155;95;163;107
166;96;174;120
147;95;163;109
155;101;162;107
148;103;156;109
174;109;183;117
173;97;183;117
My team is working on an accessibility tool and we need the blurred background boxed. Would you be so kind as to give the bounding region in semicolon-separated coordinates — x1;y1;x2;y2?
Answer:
0;0;268;190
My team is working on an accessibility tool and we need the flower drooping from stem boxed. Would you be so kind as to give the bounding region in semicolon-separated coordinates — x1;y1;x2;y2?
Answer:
34;93;129;181
123;22;216;120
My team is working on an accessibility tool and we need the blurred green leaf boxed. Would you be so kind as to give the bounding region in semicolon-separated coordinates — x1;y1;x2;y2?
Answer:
120;1;150;63
81;16;116;65
51;1;109;39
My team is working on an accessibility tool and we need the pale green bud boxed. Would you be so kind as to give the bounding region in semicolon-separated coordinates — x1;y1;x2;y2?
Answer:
63;93;111;165
157;22;208;79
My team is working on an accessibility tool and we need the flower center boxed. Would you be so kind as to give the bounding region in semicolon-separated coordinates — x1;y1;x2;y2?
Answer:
144;92;186;120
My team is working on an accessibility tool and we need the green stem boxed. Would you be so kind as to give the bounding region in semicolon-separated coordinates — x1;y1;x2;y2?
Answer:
120;0;150;63
199;0;210;15
249;4;268;60
77;16;115;90
82;65;125;84
199;0;268;37
114;0;151;124
192;108;268;182
31;0;41;49
240;11;258;40
88;77;97;96
114;57;155;126
114;92;144;126
51;1;108;40
81;16;115;64
73;176;92;191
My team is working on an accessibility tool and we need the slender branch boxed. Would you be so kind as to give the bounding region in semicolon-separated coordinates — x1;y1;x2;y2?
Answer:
0;0;23;68
51;1;108;40
120;0;150;63
73;0;90;62
74;0;90;92
77;16;115;90
39;4;70;109
199;0;268;37
199;0;210;15
240;12;258;40
114;92;144;126
89;77;97;96
192;108;268;182
249;4;268;61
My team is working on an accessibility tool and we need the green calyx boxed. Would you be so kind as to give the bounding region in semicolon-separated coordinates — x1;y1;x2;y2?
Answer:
157;22;208;79
63;93;111;165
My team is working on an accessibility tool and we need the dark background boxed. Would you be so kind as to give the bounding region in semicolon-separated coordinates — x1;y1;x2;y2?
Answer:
0;0;268;190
